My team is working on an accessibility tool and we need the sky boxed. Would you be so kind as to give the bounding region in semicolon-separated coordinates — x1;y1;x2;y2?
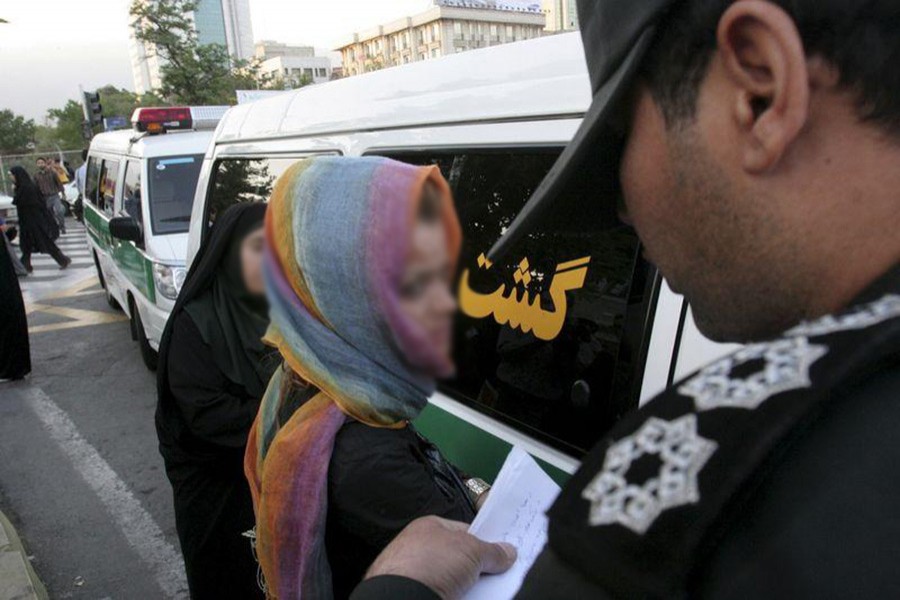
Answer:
0;0;434;121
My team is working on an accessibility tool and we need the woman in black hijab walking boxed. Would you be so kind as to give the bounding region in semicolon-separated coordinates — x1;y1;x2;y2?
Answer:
155;203;274;599
0;222;30;381
8;167;70;272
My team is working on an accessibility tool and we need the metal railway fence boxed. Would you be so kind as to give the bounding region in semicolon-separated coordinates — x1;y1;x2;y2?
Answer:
0;149;86;197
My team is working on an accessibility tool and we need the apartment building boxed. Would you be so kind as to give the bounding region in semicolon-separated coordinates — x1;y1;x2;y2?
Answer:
337;0;546;76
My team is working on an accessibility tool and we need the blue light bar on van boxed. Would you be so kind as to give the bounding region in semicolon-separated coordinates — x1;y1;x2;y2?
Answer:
131;106;229;135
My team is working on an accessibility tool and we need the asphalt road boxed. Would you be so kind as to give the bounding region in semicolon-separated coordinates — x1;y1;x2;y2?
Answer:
0;220;188;599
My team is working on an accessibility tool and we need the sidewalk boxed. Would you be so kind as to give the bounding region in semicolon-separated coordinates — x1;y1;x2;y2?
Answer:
0;509;48;600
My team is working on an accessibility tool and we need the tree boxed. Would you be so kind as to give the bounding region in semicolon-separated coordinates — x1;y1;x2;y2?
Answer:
0;109;36;154
43;101;85;151
130;0;264;104
267;72;315;91
96;85;168;122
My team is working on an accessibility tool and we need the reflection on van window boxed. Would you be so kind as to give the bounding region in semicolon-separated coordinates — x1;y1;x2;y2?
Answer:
99;159;120;217
85;157;102;208
148;155;203;235
205;158;307;230
378;150;650;455
123;160;143;228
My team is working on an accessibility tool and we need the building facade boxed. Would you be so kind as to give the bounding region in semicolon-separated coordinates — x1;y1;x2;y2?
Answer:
542;0;579;32
337;0;546;77
129;0;254;95
255;41;333;88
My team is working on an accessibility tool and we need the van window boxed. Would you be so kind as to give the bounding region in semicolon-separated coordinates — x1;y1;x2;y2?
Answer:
203;157;306;232
99;159;120;217
84;157;101;208
147;155;203;235
122;160;143;229
374;149;655;455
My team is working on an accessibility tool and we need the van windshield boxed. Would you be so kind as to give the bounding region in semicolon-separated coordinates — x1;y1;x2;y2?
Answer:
147;154;203;235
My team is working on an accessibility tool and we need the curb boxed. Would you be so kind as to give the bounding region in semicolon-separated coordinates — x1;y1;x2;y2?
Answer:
0;510;49;600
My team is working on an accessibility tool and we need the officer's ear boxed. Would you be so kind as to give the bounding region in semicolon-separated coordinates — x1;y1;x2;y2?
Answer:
715;0;810;174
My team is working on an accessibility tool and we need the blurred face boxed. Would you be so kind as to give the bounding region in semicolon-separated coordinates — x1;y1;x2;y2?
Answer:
240;227;266;295
36;159;46;170
398;190;457;366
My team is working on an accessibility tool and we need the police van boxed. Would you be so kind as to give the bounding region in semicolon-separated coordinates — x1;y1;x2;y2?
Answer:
85;106;226;370
187;33;738;481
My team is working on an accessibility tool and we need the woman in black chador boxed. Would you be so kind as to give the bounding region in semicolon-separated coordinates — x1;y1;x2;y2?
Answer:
9;167;70;272
155;203;273;600
0;222;30;381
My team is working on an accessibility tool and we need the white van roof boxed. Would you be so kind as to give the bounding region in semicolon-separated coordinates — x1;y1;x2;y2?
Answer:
89;129;215;160
214;32;592;145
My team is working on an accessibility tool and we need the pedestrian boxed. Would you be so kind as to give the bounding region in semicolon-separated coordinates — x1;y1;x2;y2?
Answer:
244;157;479;600
0;215;30;381
9;167;71;272
74;150;87;223
350;0;900;598
155;203;275;600
60;158;75;182
33;157;66;234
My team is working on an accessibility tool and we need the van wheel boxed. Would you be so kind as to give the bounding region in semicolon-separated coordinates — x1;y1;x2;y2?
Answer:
131;305;158;371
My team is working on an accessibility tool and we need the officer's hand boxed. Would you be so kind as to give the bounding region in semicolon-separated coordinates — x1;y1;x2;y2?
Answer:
364;515;517;599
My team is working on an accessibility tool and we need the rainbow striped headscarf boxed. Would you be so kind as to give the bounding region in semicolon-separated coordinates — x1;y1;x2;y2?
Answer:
245;156;461;599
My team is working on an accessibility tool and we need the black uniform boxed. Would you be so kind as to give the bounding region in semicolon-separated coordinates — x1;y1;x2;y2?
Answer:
351;264;900;599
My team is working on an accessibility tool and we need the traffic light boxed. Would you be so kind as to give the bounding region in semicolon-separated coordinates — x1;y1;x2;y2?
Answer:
84;91;103;127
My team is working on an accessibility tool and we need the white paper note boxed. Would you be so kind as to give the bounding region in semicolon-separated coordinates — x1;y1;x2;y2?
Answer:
464;446;561;600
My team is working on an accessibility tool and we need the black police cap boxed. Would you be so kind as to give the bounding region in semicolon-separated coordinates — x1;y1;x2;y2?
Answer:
488;0;675;261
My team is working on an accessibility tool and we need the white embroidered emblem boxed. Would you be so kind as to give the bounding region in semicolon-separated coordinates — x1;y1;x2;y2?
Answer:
678;337;828;412
582;415;717;534
786;294;900;337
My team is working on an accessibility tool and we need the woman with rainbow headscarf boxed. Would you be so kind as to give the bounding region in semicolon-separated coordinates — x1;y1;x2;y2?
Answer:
245;156;482;599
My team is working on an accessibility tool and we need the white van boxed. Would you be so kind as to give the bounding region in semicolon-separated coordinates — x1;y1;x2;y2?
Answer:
85;107;226;369
187;33;738;480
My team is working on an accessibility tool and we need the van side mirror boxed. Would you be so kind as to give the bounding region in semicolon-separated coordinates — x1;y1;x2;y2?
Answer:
109;216;142;243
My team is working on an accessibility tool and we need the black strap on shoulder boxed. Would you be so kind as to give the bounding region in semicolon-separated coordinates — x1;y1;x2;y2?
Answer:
546;293;900;599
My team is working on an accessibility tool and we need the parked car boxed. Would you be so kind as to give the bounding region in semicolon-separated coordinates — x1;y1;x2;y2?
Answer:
0;193;16;224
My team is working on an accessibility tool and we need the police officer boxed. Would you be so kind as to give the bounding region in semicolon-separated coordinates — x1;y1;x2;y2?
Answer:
349;0;900;598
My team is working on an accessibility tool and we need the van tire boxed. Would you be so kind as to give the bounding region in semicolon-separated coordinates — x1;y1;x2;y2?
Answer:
131;304;158;371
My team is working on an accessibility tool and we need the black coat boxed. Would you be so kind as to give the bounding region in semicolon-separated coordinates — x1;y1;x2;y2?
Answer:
0;230;30;379
327;418;476;600
13;179;59;255
160;311;264;600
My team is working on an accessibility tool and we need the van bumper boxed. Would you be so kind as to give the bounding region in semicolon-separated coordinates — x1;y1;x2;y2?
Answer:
135;296;171;352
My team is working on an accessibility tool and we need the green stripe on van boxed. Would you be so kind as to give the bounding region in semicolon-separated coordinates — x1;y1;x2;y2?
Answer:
414;403;571;486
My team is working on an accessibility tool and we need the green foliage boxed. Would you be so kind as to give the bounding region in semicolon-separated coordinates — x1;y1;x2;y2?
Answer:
96;85;168;122
129;0;266;104
44;101;85;151
265;72;315;91
0;109;36;154
208;159;274;221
